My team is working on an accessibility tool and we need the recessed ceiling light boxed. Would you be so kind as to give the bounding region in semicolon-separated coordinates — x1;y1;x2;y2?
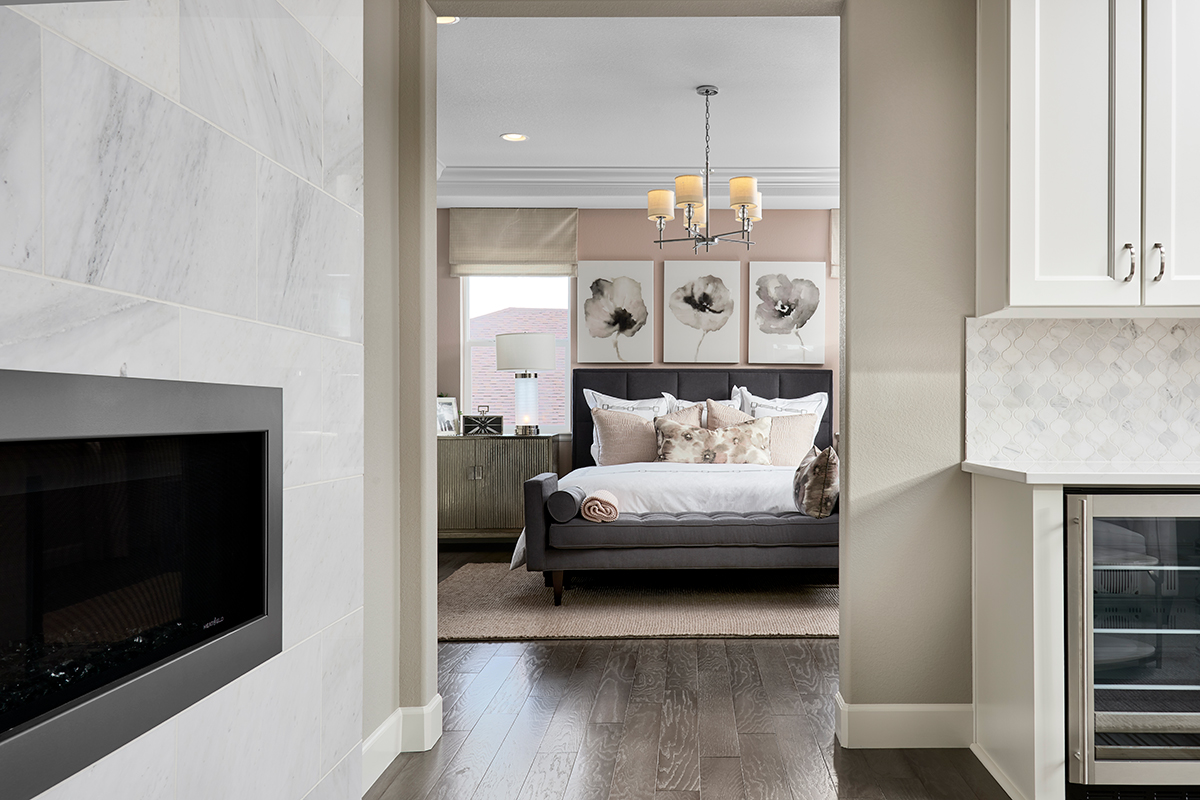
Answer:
500;133;528;142
436;16;460;24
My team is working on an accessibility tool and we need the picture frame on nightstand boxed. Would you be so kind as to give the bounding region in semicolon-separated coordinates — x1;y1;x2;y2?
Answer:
436;397;458;436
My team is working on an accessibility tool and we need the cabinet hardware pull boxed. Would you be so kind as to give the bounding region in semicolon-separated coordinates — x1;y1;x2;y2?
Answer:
1123;243;1136;282
1154;243;1166;282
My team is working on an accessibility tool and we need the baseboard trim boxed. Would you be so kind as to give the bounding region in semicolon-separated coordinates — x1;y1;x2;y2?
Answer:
362;693;443;791
969;743;1026;800
834;692;973;748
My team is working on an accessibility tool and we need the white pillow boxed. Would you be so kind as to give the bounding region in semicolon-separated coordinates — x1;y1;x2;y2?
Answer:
583;389;676;464
662;393;739;428
733;385;829;423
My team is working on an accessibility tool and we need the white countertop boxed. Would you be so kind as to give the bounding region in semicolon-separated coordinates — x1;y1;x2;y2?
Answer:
962;460;1200;485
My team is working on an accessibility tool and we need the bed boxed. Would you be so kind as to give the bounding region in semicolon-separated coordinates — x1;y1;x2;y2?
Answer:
523;368;838;605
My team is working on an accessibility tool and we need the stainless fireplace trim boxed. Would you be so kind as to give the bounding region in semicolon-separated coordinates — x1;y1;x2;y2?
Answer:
0;369;284;800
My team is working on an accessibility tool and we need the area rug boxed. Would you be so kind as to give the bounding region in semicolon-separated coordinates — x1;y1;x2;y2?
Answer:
438;563;839;640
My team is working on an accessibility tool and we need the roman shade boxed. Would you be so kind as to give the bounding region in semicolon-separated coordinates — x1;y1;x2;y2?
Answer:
449;207;578;276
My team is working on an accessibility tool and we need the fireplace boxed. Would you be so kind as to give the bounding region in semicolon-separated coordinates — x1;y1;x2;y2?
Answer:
0;370;282;800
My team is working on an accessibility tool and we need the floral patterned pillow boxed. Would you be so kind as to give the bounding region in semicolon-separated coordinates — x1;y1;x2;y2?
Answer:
793;446;840;519
654;417;772;465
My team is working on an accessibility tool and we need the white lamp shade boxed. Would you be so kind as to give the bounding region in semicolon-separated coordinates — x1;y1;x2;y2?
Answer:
748;192;763;222
495;332;556;371
692;203;707;227
647;189;675;221
729;176;758;208
675;175;704;207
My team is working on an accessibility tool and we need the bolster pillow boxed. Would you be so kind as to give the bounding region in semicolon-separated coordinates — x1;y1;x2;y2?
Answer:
546;485;588;523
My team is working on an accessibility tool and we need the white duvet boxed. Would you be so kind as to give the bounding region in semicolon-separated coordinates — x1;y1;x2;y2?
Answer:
559;462;797;515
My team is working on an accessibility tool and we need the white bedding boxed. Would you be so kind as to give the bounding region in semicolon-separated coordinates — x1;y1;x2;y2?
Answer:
559;462;797;515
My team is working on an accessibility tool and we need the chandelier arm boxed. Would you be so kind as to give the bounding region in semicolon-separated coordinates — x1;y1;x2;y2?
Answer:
709;228;754;239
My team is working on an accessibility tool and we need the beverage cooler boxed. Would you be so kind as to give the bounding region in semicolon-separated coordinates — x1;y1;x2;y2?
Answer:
1067;491;1200;794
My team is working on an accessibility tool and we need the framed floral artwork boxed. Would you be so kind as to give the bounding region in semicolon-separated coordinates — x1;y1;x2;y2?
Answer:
662;261;741;363
576;261;653;363
748;261;826;364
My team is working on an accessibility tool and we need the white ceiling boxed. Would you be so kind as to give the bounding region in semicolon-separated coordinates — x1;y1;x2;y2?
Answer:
436;16;840;209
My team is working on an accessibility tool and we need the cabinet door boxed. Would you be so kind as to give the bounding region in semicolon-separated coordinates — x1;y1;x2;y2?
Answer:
437;438;477;531
1144;1;1200;305
1008;0;1142;306
475;438;552;531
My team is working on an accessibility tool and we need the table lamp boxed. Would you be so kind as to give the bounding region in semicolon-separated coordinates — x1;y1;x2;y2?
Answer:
495;332;556;435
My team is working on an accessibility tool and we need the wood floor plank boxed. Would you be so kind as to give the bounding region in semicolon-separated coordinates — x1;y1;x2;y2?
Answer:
518;752;577;800
562;723;624;800
937;750;1010;800
498;641;530;656
862;750;919;780
655;793;699;800
457;642;504;673
799;695;837;749
628;640;668;704
780;641;838;697
367;729;470;800
697;642;738;758
895;751;980;800
725;641;775;735
772;715;835;800
438;642;475;678
439;670;481;712
532;641;586;698
873;777;933;800
424;712;519;800
827;744;885;800
656;640;700;792
699;757;745;800
738;734;792;800
752;642;806;716
443;656;520;731
488;643;558;714
541;641;614;753
609;702;663;800
591;642;639;724
472;694;562;800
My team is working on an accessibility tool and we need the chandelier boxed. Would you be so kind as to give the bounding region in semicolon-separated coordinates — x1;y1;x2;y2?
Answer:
647;86;761;252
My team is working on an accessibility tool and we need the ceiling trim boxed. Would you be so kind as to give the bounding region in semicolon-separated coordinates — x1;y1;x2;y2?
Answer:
429;0;843;18
437;165;839;209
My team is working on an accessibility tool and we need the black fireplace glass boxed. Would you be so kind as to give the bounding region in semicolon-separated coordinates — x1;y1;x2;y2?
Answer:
0;432;266;741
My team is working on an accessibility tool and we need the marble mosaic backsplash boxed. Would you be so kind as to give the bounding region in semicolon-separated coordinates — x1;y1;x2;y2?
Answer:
966;318;1200;463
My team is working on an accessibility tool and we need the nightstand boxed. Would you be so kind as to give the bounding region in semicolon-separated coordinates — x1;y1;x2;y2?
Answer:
436;434;556;539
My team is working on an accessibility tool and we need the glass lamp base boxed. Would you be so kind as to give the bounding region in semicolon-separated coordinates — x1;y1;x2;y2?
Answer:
514;424;540;436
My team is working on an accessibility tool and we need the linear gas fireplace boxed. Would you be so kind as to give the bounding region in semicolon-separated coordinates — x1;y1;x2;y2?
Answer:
0;370;282;800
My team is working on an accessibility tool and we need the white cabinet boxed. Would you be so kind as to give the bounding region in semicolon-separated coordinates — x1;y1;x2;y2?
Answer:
981;0;1200;310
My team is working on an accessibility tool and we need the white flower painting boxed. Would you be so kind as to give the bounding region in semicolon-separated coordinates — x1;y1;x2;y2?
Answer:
663;261;741;363
748;261;826;364
576;261;653;363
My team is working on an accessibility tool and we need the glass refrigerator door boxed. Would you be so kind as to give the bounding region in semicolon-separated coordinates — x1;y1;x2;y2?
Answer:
1069;493;1200;786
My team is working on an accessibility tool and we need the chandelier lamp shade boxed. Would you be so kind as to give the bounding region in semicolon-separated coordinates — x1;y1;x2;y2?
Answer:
647;86;760;252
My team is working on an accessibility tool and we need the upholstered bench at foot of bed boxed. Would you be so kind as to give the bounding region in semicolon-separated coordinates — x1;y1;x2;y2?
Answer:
523;472;839;606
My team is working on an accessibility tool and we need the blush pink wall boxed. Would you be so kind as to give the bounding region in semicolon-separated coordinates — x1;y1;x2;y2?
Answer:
437;207;840;430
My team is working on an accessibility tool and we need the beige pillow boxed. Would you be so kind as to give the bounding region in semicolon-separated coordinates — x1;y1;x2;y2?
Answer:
794;446;840;519
591;405;702;466
654;417;772;465
706;400;819;467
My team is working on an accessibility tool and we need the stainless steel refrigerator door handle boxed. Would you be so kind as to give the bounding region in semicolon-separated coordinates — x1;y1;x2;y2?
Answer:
1123;243;1137;281
1154;243;1167;282
1068;496;1092;785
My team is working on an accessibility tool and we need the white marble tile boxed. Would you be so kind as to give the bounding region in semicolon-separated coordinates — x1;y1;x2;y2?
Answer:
180;310;322;487
277;0;362;85
304;746;362;800
0;10;42;273
322;51;363;213
0;270;180;378
282;476;363;648
33;719;176;800
176;637;322;800
42;33;256;317
321;339;363;480
17;0;181;100
320;608;362;774
180;0;322;184
257;158;363;341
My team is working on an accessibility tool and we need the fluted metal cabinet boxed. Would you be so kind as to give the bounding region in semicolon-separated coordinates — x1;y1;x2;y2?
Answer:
437;435;555;538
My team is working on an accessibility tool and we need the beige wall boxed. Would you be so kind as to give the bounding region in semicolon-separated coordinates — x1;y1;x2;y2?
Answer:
438;207;841;428
839;0;975;709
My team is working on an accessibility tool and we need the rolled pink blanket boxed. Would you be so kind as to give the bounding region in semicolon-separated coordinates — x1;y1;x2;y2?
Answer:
581;489;619;523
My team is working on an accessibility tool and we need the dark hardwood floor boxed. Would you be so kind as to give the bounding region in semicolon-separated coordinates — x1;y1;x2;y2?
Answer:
383;547;1009;800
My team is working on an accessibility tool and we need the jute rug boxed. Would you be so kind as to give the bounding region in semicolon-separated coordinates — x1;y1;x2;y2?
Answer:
438;563;839;640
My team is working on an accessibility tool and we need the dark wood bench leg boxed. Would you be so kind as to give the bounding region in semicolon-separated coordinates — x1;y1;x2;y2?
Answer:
543;571;552;587
552;570;563;606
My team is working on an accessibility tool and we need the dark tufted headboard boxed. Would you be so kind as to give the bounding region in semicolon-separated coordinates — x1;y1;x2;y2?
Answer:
571;368;834;470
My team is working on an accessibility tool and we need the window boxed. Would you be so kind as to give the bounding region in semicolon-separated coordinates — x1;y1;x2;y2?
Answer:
462;276;570;433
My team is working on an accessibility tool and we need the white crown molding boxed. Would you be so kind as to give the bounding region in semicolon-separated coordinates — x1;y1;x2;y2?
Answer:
436;165;839;209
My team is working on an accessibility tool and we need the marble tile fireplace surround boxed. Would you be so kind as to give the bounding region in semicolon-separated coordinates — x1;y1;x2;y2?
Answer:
966;317;1200;464
0;1;365;798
